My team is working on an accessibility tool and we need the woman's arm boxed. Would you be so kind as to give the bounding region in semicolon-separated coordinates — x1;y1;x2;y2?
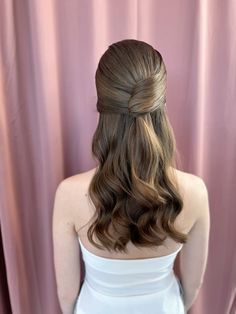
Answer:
180;177;210;311
52;180;81;314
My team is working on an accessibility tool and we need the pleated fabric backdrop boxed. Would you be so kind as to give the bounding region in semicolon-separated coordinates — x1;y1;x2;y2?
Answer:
0;1;235;313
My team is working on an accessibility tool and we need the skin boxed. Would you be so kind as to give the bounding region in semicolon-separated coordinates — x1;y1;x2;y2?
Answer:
52;166;210;313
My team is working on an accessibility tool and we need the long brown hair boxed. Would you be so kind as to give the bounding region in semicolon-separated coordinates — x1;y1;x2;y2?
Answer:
87;39;187;252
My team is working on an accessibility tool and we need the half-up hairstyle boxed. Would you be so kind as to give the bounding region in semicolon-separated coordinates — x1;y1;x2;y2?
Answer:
87;39;187;252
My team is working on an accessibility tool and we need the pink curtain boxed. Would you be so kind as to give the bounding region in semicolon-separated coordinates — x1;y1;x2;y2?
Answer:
0;0;235;313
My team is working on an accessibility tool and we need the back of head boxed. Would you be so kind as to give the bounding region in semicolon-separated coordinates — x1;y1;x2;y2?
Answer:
87;39;187;252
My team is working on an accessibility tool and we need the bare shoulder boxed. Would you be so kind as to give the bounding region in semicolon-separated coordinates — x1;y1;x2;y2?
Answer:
174;168;207;193
57;167;96;190
173;168;209;231
53;167;97;223
53;175;81;223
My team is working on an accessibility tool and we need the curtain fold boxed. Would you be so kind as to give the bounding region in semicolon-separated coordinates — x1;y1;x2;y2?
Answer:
0;0;235;313
0;224;12;314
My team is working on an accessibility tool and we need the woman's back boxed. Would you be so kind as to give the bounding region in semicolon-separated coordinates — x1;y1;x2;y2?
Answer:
52;40;210;313
61;166;209;313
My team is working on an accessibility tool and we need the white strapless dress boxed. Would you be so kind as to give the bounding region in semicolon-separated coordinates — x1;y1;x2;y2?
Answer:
74;237;186;314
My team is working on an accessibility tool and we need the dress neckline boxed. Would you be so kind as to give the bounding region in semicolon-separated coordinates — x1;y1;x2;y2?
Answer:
78;237;183;262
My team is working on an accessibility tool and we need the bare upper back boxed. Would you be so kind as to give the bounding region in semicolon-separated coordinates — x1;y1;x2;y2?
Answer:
63;166;204;259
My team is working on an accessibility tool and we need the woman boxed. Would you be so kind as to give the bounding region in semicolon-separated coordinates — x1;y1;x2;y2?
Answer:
52;39;210;314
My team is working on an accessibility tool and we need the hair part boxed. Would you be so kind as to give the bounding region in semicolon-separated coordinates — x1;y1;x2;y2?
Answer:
86;39;187;252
